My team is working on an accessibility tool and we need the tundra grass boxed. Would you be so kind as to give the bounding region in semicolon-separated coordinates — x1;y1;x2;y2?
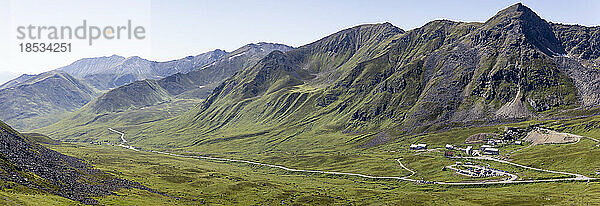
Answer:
40;142;600;205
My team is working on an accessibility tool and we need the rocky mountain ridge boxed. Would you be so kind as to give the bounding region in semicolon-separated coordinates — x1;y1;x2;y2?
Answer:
147;3;600;149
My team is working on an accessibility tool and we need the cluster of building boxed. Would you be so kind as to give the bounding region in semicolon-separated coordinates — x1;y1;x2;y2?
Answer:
485;138;523;146
480;145;499;155
409;141;519;156
464;145;499;155
452;163;508;178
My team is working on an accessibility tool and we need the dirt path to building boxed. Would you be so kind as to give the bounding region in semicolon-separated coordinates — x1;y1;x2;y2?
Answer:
108;128;595;186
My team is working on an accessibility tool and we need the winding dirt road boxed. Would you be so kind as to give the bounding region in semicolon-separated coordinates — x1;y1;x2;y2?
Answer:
107;128;595;185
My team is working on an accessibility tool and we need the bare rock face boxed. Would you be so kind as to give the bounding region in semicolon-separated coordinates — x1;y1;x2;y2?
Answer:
554;57;600;107
496;89;533;118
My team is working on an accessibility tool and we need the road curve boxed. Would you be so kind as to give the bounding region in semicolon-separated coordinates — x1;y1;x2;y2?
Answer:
108;128;138;151
108;128;127;143
107;128;595;185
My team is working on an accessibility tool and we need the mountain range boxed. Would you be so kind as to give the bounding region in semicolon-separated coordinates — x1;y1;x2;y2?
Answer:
56;50;228;91
0;71;96;131
1;3;600;204
5;4;598;143
122;3;599;149
0;42;292;131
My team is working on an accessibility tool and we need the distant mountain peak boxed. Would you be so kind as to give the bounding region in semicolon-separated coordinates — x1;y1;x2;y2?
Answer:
350;22;404;33
125;56;143;61
108;54;125;58
493;3;544;23
505;2;529;12
211;49;227;54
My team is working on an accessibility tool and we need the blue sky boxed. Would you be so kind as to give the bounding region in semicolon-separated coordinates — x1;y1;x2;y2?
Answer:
1;0;599;76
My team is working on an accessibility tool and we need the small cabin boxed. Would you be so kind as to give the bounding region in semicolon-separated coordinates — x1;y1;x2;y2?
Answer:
482;147;499;155
410;144;427;150
445;144;454;150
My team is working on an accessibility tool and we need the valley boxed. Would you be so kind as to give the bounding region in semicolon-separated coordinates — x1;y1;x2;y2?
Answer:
1;2;600;205
105;121;597;184
28;116;600;205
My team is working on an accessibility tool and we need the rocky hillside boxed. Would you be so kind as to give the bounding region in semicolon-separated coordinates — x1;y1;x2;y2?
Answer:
0;120;151;204
0;71;97;131
140;3;600;148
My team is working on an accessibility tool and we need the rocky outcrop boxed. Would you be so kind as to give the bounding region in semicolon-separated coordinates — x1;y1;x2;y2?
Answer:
496;89;533;118
0;120;155;204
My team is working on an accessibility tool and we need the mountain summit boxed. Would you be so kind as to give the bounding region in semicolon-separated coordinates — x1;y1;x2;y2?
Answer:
481;3;565;56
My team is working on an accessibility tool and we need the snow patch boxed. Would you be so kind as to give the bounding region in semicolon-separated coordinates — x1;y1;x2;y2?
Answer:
228;52;246;60
547;47;567;57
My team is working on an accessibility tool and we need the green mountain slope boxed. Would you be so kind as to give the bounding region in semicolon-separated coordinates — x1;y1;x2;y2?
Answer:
88;79;173;114
131;22;406;147
0;71;97;131
37;43;293;140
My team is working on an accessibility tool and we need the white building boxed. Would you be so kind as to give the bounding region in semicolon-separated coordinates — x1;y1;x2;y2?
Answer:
410;144;427;150
466;146;473;156
445;144;454;150
482;147;499;155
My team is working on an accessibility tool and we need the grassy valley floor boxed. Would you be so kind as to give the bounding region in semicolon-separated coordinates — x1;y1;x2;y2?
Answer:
37;142;600;205
14;115;600;205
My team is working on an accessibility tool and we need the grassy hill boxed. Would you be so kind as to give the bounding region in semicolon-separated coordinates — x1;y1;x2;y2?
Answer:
0;71;97;131
88;79;173;114
37;43;294;143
